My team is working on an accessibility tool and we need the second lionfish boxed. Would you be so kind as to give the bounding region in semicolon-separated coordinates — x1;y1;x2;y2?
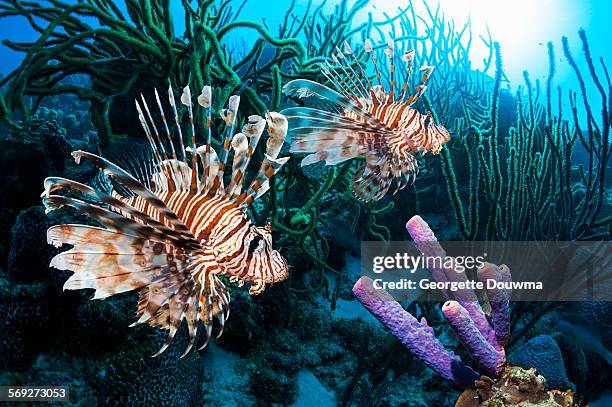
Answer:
282;39;451;201
41;85;290;357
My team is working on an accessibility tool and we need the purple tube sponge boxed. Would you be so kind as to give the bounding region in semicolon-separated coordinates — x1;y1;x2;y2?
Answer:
442;301;506;376
352;277;480;388
405;215;499;350
404;215;449;295
477;263;511;347
354;215;513;389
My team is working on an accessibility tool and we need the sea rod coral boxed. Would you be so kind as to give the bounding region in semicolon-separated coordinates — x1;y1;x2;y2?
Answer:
353;215;577;406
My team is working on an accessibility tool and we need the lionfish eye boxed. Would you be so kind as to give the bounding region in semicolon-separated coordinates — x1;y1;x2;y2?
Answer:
248;235;263;252
424;115;432;127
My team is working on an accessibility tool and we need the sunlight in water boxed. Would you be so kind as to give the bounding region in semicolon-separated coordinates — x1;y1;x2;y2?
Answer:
366;0;584;85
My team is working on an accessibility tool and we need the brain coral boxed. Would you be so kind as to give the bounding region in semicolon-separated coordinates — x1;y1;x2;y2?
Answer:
93;327;206;406
0;277;53;370
8;206;58;284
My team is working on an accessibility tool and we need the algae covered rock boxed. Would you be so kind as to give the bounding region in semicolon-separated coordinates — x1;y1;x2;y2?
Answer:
75;296;133;351
455;366;580;407
0;137;49;211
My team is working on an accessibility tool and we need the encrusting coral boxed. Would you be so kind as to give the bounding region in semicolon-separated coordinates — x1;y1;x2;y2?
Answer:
353;215;578;406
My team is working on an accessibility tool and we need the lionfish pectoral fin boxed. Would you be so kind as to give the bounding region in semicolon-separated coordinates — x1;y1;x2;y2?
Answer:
48;223;185;300
198;323;213;351
282;107;389;169
248;278;266;296
150;278;195;357
180;297;200;358
191;270;229;352
283;79;359;112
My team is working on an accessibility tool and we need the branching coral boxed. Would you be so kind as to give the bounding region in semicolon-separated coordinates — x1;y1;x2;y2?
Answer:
438;31;610;241
0;0;319;144
358;2;609;242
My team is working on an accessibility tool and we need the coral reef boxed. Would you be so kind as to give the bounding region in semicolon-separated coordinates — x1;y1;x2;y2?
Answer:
0;277;53;370
8;206;58;284
439;31;610;241
92;328;206;406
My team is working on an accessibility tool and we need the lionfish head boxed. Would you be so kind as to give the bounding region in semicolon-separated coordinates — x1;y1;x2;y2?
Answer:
423;113;451;154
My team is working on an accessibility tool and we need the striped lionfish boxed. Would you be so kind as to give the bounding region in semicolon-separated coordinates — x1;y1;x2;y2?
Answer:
41;85;290;357
281;39;451;202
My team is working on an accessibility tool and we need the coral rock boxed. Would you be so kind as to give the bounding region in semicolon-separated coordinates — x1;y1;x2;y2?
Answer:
455;366;580;407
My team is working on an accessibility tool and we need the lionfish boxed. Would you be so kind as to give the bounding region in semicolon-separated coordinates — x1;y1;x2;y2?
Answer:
41;85;290;357
281;39;451;201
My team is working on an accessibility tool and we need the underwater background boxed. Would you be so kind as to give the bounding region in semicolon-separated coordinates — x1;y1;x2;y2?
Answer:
0;0;611;406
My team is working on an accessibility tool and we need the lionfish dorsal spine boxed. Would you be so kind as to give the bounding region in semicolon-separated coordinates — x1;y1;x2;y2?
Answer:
178;86;200;193
137;95;186;191
153;88;178;161
208;94;240;196
197;85;212;191
225;116;265;199
74;151;194;233
167;85;188;163
321;62;349;101
135;84;289;208
237;154;290;208
330;52;367;102
135;98;163;165
366;38;385;91
336;44;369;101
